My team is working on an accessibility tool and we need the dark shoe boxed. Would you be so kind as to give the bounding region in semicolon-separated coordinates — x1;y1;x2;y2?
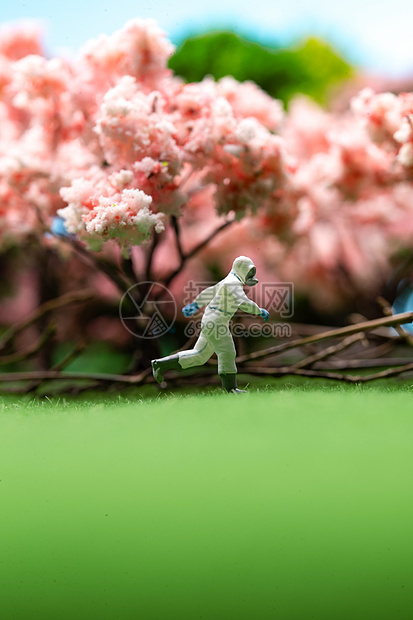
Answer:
219;373;246;393
151;354;181;384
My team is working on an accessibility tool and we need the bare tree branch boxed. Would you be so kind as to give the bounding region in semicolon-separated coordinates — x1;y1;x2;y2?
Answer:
171;215;185;262
240;362;413;382
52;341;87;372
121;254;137;284
313;358;413;370
0;289;95;353
0;324;56;365
376;296;413;346
236;311;413;364
292;333;366;369
23;341;88;394
144;229;161;281
162;217;236;289
0;367;152;386
62;237;133;293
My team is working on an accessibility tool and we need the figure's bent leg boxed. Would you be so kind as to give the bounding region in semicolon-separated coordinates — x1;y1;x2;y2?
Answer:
151;354;181;385
152;334;214;385
178;334;214;369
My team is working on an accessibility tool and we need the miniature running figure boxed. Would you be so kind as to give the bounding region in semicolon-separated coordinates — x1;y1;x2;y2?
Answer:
151;256;269;393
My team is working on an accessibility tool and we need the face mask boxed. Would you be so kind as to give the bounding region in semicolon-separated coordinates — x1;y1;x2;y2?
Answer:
245;267;258;286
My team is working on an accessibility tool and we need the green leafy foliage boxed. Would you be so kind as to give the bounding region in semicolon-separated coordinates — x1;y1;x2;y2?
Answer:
169;30;355;105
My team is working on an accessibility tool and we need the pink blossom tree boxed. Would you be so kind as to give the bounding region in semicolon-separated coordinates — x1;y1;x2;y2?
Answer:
2;18;413;389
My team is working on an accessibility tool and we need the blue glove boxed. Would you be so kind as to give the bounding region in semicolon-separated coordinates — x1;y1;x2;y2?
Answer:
182;302;199;317
259;308;269;322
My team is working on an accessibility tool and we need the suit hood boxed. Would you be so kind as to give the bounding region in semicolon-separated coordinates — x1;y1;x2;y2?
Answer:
231;256;257;285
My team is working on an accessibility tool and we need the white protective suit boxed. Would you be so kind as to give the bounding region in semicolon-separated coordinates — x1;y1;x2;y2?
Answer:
178;256;262;375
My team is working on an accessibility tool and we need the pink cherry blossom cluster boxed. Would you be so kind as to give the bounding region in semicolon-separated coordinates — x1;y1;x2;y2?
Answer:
351;87;413;169
53;20;289;251
256;92;413;308
59;166;165;253
2;18;413;309
0;22;96;248
204;90;413;310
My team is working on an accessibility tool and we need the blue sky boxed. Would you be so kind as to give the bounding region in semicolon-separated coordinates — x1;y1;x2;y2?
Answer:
2;0;413;77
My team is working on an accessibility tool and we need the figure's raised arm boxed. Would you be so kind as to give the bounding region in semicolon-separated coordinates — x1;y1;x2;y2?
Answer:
236;290;269;320
194;283;218;308
182;283;218;317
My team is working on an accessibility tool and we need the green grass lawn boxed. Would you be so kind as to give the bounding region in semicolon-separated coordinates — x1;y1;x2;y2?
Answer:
1;381;413;619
